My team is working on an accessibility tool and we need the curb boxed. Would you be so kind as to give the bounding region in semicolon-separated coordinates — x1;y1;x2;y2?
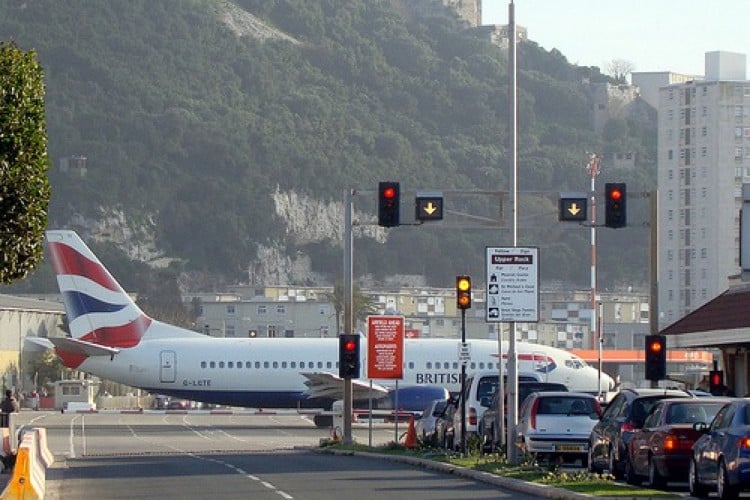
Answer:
315;448;595;500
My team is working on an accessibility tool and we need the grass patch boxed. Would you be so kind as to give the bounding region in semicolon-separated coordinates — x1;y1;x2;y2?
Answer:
321;440;680;498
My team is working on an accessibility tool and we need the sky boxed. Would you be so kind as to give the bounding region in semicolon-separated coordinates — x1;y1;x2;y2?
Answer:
482;0;750;77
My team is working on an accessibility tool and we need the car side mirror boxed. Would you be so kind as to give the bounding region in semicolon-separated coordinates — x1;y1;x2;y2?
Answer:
693;422;709;433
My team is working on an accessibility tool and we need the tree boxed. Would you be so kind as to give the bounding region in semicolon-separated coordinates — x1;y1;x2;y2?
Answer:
0;42;50;284
326;282;379;335
606;59;635;84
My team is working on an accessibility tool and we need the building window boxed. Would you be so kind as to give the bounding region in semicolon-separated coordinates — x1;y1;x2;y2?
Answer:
226;304;235;314
258;305;267;315
277;304;286;314
225;324;235;337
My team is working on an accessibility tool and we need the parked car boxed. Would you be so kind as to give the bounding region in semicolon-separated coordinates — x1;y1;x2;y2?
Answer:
587;388;693;478
690;399;750;499
414;399;448;445
434;400;456;450
626;398;729;488
479;381;568;452
452;371;543;450
516;391;601;466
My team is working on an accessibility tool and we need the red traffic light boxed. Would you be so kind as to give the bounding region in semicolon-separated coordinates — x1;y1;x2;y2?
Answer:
382;186;396;199
344;340;357;351
711;372;722;386
609;188;622;201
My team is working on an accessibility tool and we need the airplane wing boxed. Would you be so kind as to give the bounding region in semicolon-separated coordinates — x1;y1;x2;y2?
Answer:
47;337;121;358
301;372;390;400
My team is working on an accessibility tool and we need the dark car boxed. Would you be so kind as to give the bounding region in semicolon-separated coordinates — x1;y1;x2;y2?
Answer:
690;399;750;499
587;388;693;478
479;381;568;452
626;398;729;488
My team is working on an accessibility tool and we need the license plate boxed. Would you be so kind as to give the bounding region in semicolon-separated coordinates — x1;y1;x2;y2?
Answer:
556;445;583;452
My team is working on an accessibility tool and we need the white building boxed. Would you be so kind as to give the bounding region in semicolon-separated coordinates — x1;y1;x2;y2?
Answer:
658;51;749;328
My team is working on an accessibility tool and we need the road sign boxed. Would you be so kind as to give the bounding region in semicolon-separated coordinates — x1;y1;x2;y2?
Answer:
559;193;588;222
458;342;471;365
415;191;443;221
485;247;540;322
366;316;404;380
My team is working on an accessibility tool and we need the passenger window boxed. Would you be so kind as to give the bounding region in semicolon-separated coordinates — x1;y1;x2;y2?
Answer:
255;361;260;369
291;362;296;369
219;361;225;368
273;362;278;368
263;361;269;368
245;362;251;368
209;361;216;369
201;361;207;368
228;362;234;368
281;362;287;368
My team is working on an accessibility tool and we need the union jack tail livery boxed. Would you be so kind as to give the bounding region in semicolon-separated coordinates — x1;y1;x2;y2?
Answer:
47;230;152;348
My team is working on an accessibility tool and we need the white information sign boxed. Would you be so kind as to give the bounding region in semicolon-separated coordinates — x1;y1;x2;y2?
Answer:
485;246;540;323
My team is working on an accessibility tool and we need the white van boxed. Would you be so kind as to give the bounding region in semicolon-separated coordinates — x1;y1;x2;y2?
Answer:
452;371;541;450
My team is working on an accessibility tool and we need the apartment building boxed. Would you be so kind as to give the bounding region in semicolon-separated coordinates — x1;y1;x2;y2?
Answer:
658;51;749;328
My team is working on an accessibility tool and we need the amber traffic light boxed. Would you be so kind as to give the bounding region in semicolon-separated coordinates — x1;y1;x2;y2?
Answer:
456;275;472;310
645;334;666;381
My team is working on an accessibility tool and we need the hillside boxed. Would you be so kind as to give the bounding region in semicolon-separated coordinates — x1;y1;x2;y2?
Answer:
0;0;656;295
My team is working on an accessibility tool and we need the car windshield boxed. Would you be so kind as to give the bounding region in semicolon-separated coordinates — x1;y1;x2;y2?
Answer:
477;377;499;401
536;396;595;415
741;405;750;425
666;402;724;424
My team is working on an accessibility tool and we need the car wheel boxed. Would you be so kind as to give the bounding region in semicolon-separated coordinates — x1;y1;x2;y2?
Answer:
625;457;640;485
648;456;666;489
718;459;739;500
689;458;709;498
609;446;624;480
587;446;599;474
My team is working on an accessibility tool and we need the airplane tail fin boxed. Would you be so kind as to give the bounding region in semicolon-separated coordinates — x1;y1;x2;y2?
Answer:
46;230;152;348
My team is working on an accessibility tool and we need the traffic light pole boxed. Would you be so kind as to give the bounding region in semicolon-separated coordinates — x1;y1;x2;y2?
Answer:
649;190;659;388
343;189;354;445
460;308;467;455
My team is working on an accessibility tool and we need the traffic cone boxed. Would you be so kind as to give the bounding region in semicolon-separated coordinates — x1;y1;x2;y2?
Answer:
404;415;417;449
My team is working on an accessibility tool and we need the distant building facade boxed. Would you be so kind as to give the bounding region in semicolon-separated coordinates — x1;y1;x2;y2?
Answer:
657;51;750;328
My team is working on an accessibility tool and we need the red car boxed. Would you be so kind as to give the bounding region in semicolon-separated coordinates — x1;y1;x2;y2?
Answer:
626;397;730;488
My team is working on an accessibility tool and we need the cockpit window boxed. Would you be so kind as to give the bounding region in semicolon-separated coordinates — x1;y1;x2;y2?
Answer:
564;358;586;369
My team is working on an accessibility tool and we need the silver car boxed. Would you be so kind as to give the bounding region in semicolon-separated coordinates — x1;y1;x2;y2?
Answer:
517;391;601;466
414;399;448;444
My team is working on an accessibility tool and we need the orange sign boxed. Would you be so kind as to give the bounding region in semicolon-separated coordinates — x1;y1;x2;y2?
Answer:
367;316;404;380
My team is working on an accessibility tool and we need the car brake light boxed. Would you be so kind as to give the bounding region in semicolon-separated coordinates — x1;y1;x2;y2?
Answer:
664;435;676;451
469;407;477;426
740;437;750;450
530;397;540;430
621;421;637;432
664;431;694;452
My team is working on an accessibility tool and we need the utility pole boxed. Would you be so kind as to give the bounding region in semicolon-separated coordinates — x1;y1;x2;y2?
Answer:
343;189;354;444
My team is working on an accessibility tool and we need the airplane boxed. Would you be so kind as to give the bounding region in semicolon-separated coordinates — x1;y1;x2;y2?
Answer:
38;230;615;424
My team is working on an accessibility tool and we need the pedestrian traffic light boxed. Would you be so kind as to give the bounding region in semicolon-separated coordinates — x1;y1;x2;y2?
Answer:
604;183;627;228
456;275;472;310
339;334;360;379
378;181;400;227
644;334;666;381
709;370;724;395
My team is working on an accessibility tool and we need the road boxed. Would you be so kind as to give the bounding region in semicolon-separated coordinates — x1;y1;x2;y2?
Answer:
11;411;541;499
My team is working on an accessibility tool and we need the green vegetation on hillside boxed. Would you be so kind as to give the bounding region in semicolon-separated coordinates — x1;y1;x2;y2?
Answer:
0;0;656;293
